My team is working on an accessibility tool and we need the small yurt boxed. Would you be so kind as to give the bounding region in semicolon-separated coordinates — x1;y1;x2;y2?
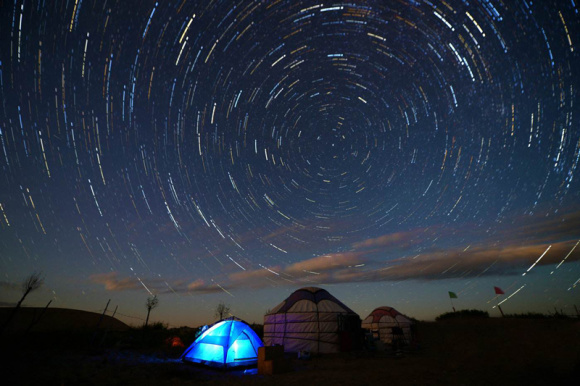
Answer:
181;317;263;368
361;306;415;345
264;287;361;353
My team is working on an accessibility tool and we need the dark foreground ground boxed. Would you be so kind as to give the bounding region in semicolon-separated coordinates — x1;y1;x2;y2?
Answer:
3;318;580;385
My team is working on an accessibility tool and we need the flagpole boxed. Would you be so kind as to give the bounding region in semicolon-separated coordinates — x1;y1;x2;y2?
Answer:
494;287;505;317
448;292;457;312
496;296;504;317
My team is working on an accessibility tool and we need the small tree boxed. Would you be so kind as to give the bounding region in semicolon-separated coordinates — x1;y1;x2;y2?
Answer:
214;301;231;320
145;295;159;327
19;272;44;307
1;272;44;334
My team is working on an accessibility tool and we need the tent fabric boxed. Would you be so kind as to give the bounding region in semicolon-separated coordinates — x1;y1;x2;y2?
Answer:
181;317;263;368
361;306;415;345
264;287;361;353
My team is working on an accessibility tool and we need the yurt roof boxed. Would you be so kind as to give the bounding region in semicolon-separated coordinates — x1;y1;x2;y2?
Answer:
366;306;411;323
267;287;357;314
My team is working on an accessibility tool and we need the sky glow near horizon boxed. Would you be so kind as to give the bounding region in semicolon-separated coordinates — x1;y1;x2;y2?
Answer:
1;0;579;326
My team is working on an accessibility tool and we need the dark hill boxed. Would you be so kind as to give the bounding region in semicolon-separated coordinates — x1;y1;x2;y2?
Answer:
0;307;130;332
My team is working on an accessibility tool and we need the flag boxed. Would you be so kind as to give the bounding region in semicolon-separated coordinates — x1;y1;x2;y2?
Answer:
448;291;458;299
494;286;505;295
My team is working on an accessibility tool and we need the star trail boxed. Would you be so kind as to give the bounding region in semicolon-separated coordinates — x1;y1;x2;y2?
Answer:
1;0;579;324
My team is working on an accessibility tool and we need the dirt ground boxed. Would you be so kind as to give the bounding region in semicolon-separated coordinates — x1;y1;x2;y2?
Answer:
4;318;580;385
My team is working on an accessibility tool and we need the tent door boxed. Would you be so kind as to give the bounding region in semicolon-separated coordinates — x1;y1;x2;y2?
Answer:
229;331;259;362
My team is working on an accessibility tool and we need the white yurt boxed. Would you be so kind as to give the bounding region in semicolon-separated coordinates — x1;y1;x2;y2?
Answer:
264;287;361;353
361;306;415;345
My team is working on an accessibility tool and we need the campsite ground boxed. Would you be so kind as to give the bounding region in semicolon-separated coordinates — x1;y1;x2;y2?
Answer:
3;316;580;385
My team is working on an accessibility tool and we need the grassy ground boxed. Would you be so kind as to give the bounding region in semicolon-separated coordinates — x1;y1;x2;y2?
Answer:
3;317;579;385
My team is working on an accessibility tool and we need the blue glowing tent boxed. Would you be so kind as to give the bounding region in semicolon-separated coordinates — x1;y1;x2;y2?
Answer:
181;317;263;368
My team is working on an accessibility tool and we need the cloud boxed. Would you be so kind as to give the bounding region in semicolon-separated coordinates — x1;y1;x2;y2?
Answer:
219;232;579;289
508;210;580;244
337;209;580;282
222;252;367;289
284;251;367;274
186;279;206;291
229;266;283;283
90;211;580;294
90;272;226;295
90;272;141;291
325;268;368;283
186;279;223;294
352;230;421;250
263;239;579;285
367;240;579;281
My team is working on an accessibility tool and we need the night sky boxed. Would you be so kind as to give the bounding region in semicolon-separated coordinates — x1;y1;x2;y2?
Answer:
1;0;579;327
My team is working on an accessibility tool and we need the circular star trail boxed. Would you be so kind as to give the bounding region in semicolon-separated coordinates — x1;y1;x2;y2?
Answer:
1;0;579;311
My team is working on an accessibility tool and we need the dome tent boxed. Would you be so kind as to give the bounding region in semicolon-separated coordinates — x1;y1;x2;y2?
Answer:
361;306;415;345
181;317;263;368
264;287;362;353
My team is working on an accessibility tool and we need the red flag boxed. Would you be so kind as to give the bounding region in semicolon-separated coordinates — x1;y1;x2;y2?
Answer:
494;286;505;295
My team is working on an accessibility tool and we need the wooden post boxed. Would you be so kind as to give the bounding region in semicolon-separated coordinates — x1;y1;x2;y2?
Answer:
99;305;118;347
26;300;52;333
91;299;110;347
97;300;111;328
